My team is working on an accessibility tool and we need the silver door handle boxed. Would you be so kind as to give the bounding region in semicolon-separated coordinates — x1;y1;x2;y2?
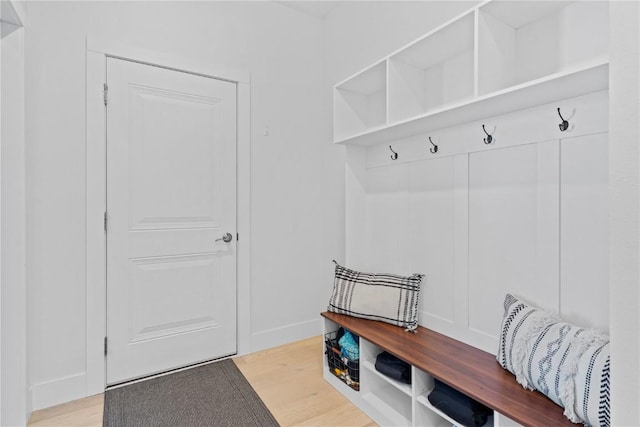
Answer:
216;232;233;243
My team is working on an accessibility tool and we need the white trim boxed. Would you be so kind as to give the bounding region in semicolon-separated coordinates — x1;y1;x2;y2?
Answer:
85;48;107;397
250;318;322;353
87;37;249;84
31;373;86;411
236;81;252;356
85;37;251;395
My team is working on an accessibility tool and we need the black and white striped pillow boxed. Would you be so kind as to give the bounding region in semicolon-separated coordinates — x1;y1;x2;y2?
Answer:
327;261;424;331
498;294;610;427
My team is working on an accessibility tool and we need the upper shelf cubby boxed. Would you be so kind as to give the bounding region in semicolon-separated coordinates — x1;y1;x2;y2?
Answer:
334;61;387;142
388;12;475;123
333;0;610;146
478;1;609;95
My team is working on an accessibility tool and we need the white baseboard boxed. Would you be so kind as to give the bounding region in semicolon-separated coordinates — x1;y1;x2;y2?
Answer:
31;372;86;411
29;320;322;409
250;318;322;353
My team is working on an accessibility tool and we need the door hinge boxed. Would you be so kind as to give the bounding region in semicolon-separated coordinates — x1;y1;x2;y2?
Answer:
237;232;239;241
104;211;108;232
104;337;108;356
103;83;108;106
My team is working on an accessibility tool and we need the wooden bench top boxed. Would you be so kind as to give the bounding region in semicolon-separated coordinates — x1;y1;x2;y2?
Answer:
321;311;575;427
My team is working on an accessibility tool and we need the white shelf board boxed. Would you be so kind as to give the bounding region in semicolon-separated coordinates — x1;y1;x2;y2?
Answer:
417;392;496;427
361;390;412;427
416;392;464;427
337;61;386;95
335;61;608;146
362;360;412;397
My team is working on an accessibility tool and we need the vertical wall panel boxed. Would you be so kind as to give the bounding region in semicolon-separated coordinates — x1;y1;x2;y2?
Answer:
536;141;561;312
452;155;470;330
402;157;456;324
345;146;369;270
468;143;560;342
355;91;607;354
560;133;609;331
365;164;405;272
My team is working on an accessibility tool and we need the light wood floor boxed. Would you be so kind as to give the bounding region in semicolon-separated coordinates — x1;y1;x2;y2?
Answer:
28;336;375;426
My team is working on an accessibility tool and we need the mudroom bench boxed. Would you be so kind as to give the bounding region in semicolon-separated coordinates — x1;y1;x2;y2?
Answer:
321;311;574;427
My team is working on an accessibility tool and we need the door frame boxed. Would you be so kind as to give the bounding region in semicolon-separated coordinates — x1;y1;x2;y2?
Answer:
85;37;251;395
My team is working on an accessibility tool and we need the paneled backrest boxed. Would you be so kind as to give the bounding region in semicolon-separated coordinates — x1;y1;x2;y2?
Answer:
345;90;608;353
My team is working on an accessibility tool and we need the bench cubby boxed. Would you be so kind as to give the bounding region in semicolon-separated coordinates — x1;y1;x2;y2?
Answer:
322;311;575;427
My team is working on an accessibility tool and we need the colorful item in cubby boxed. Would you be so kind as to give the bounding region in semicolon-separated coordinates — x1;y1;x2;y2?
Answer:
338;330;359;360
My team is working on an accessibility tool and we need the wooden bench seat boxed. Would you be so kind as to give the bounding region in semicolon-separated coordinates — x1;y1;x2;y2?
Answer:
321;311;575;427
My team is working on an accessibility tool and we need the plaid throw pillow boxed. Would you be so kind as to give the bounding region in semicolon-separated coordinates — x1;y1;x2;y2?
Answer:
328;261;424;331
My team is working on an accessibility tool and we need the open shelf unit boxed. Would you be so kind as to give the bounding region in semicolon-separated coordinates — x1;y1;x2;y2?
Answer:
334;61;387;142
323;316;495;427
334;0;609;146
388;11;475;123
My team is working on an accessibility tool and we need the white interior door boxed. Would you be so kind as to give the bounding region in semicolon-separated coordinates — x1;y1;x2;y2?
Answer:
105;58;237;385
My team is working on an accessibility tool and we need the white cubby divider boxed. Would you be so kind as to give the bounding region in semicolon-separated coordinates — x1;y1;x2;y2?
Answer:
333;0;609;146
388;12;475;123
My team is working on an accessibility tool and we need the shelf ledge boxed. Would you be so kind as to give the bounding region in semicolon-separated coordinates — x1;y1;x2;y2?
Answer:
362;360;412;397
335;61;609;146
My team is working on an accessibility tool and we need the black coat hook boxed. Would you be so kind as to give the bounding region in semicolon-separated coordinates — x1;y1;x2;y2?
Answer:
429;137;438;154
482;124;493;144
557;107;569;132
389;145;398;160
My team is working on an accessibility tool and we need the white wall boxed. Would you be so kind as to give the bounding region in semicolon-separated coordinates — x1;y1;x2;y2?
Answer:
1;1;28;424
25;1;338;410
609;1;640;424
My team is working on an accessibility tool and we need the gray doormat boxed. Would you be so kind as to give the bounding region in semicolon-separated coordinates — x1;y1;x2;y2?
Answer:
103;359;279;427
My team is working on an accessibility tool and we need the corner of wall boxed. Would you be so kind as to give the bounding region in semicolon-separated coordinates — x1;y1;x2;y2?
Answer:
609;1;640;425
1;8;28;425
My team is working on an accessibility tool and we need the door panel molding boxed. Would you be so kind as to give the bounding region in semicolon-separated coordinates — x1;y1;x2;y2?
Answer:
86;38;251;395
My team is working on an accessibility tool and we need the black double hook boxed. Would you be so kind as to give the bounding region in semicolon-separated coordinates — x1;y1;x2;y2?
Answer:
557;107;569;132
482;124;493;144
429;137;438;154
389;145;398;160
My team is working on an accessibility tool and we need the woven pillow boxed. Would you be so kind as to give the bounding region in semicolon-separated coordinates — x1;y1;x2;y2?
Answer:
327;261;423;331
497;294;610;426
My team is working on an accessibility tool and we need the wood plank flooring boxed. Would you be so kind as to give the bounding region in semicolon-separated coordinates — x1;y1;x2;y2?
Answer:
27;336;374;426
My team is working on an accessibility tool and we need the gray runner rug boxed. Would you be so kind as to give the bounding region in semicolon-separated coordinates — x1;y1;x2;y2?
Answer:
103;359;279;427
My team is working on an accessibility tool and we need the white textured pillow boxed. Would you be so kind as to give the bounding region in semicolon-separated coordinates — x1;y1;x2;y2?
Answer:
498;294;610;427
327;261;423;331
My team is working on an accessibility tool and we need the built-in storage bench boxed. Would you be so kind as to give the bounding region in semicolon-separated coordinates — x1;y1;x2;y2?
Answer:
329;2;610;424
322;311;575;427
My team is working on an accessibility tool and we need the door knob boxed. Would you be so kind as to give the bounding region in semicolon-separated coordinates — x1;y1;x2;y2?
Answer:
216;232;233;243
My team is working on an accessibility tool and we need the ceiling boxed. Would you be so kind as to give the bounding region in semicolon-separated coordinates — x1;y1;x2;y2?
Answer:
276;1;340;18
